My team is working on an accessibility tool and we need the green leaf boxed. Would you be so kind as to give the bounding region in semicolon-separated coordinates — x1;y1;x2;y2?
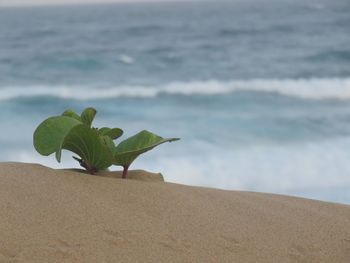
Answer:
100;135;116;154
81;107;96;127
114;130;179;167
98;127;111;135
33;116;81;156
62;109;81;122
58;124;114;171
98;127;123;140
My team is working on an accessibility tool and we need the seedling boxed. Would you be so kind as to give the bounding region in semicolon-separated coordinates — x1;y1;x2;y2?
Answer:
33;107;179;178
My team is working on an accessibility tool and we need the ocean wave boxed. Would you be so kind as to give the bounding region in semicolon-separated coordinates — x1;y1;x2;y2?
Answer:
1;78;350;101
308;50;350;62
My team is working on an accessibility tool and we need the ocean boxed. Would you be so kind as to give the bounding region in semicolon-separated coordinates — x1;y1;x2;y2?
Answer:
1;0;350;204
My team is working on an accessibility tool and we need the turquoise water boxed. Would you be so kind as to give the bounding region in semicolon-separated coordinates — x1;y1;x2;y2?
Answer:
1;0;350;203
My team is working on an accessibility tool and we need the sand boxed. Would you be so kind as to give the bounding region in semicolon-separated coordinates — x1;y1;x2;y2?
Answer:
0;162;349;262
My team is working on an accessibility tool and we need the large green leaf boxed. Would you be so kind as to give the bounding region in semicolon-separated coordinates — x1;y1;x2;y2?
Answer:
58;124;114;171
81;107;96;127
33;116;81;156
114;130;179;167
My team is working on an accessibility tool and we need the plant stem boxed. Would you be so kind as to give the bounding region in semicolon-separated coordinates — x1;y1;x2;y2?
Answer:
88;166;97;175
73;156;97;175
122;165;129;179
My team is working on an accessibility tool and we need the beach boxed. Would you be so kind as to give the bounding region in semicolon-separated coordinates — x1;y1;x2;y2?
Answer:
1;162;349;262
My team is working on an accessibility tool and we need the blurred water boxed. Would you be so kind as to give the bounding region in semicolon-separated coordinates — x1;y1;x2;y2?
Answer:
1;0;350;204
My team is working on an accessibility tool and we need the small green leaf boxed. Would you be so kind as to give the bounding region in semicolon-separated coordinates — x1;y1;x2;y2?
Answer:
99;127;123;140
81;107;97;127
62;109;81;122
114;130;179;167
58;124;114;171
98;127;111;135
33;116;81;156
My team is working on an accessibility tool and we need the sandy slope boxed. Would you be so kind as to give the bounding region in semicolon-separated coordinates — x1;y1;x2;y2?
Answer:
0;162;349;262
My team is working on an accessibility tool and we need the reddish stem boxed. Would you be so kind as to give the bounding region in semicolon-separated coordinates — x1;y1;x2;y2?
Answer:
88;166;97;175
122;165;129;179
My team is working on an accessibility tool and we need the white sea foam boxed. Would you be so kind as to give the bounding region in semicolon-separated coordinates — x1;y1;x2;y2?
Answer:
118;54;134;64
1;78;350;101
136;137;350;205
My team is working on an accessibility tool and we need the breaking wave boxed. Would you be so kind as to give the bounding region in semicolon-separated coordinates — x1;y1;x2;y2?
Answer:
1;78;350;101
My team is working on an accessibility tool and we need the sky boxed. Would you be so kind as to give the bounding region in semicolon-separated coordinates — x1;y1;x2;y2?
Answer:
0;0;188;7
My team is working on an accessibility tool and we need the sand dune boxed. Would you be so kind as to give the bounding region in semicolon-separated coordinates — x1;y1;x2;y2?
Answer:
0;162;349;262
